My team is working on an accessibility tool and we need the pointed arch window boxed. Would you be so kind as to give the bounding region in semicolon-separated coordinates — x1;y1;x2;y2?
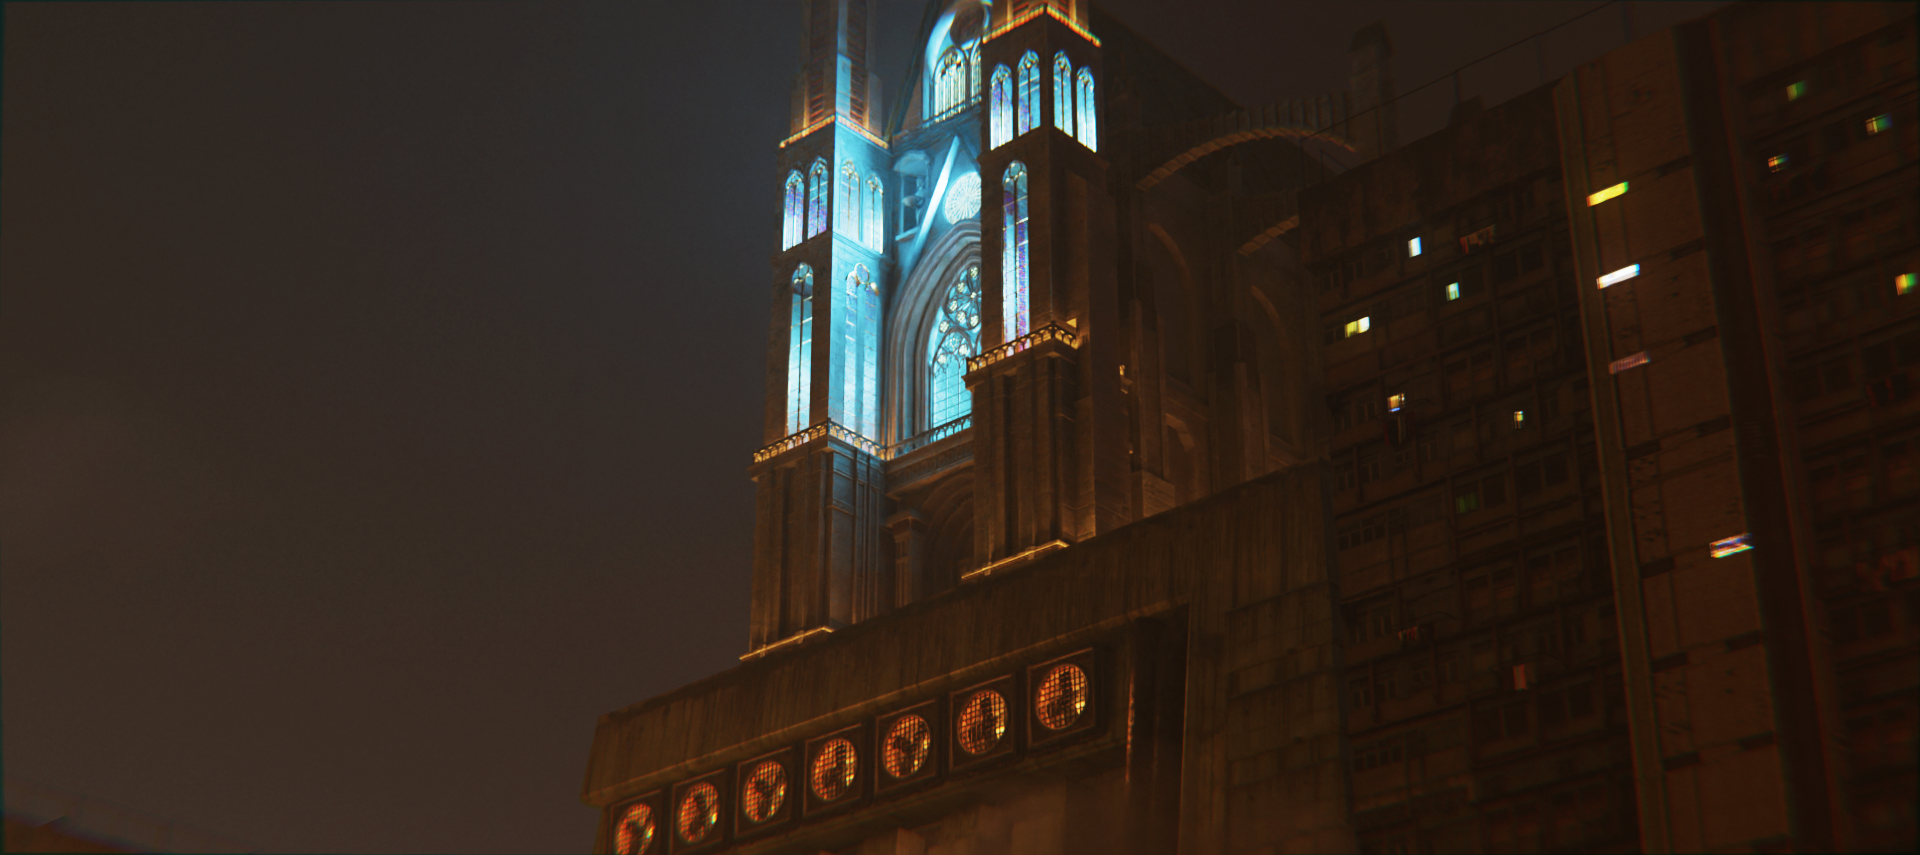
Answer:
1076;68;1098;152
1016;51;1041;135
989;65;1013;148
807;160;830;237
782;171;805;249
787;264;815;434
1053;52;1074;134
865;175;884;251
928;265;982;427
967;44;981;105
839;161;862;234
841;264;881;440
1002;162;1030;341
934;47;966;118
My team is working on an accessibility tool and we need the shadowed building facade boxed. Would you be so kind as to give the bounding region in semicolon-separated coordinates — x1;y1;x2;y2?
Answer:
582;2;1917;853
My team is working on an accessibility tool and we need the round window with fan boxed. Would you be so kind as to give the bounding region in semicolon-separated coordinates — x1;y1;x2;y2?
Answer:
741;759;787;823
675;782;719;844
1036;663;1089;730
957;689;1008;755
614;802;654;855
809;737;858;801
882;714;933;779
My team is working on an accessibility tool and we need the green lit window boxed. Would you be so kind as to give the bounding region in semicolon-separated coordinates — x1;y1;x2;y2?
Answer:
1898;273;1917;296
1866;113;1892;135
1786;80;1807;101
1768;154;1788;172
928;266;982;427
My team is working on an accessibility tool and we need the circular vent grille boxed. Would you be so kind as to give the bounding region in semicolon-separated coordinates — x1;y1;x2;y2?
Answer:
957;689;1008;755
1036;663;1089;730
741;759;787;823
882;714;932;779
675;782;719;844
809;737;858;801
614;803;654;855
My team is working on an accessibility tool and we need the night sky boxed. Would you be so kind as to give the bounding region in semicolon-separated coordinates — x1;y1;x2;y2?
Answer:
1;2;1724;852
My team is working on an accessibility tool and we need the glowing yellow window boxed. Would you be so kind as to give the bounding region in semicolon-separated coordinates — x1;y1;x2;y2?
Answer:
1512;410;1526;429
1898;273;1917;296
1344;316;1371;338
1388;393;1405;412
1446;282;1461;301
1586;182;1627;206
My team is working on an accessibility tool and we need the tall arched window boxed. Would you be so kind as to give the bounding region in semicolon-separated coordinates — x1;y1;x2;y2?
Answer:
928;265;982;427
782;171;805;249
934;47;965;117
967;44;981;104
1016;51;1041;135
841;264;880;440
1002;162;1030;341
787;264;815;434
1053;52;1074;134
1076;68;1098;152
865;175;884;251
989;65;1013;148
839;161;861;233
807;160;830;237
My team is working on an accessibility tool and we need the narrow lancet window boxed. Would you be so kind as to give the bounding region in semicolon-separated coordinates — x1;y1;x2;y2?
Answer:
928;265;982;427
865;176;884;251
840;265;880;440
1002;162;1030;341
1076;68;1097;151
807;160;830;237
1053;52;1074;134
787;264;815;434
839;161;861;234
782;171;805;249
989;66;1012;148
1016;52;1041;135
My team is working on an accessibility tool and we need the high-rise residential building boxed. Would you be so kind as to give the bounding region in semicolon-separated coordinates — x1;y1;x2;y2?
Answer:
581;3;1916;853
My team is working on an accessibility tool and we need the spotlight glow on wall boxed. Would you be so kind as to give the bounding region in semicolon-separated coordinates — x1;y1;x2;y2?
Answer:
1597;264;1640;288
1586;182;1628;206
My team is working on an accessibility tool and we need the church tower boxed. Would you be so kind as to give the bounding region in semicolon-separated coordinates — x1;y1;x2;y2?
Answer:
747;1;1123;657
748;0;891;655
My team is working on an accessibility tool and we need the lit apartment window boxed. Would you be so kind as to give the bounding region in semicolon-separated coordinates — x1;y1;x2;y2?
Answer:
1866;113;1892;136
1344;316;1371;338
1897;272;1917;296
1786;80;1807;101
1388;393;1405;412
1512;410;1526;429
1597;264;1640;288
1446;281;1462;301
1586;182;1627;206
1408;237;1422;257
1768;154;1789;172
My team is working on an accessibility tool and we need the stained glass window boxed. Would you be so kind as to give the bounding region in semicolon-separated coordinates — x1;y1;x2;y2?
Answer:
1053;52;1073;133
782;171;805;249
839;161;861;233
935;47;966;117
807;159;829;237
1016;52;1041;135
989;65;1012;147
929;265;981;427
1076;68;1097;151
787;265;814;435
1002;162;1030;342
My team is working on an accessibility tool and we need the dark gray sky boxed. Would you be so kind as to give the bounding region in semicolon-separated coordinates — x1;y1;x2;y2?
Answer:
0;2;1722;852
